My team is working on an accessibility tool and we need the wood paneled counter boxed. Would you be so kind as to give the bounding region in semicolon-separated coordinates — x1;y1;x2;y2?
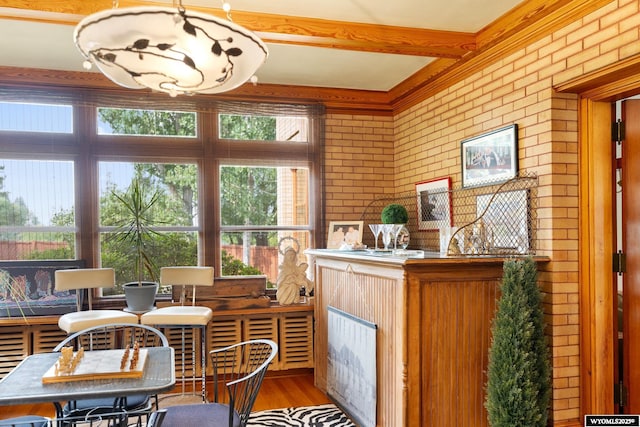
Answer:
306;249;548;427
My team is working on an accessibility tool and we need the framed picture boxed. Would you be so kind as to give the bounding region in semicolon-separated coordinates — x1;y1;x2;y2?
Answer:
476;189;529;253
415;177;452;231
327;221;364;249
461;124;518;188
0;260;85;317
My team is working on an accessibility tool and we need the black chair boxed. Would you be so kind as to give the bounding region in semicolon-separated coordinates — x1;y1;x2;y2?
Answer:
0;416;49;427
146;409;167;427
0;409;166;427
52;323;169;427
161;339;278;427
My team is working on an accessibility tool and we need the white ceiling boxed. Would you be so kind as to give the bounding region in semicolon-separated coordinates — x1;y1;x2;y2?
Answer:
0;0;524;92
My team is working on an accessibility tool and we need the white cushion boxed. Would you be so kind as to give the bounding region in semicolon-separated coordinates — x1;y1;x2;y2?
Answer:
140;306;213;326
58;310;138;333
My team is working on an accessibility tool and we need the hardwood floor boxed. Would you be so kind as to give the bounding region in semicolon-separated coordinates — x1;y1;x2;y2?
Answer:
1;371;330;418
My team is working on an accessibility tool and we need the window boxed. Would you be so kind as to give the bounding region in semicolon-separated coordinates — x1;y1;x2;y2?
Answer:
0;159;76;260
219;114;309;142
220;165;310;286
0;88;323;303
98;162;199;295
97;107;197;137
0;102;73;133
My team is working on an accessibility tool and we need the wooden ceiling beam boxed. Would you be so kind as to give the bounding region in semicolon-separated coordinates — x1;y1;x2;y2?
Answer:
0;0;475;58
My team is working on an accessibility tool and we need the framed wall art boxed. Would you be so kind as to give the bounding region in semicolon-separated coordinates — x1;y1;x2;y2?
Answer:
0;259;85;317
415;177;452;231
476;189;530;253
461;124;518;188
327;221;364;249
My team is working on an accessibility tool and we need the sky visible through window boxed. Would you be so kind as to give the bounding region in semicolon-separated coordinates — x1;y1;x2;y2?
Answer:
1;159;74;226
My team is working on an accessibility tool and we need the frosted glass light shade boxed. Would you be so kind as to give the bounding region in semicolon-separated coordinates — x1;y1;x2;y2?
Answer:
74;6;268;96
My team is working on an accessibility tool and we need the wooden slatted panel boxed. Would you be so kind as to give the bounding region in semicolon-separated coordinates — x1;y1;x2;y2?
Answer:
243;316;279;370
32;325;67;353
207;319;241;374
279;313;313;369
315;260;406;427
209;318;242;351
0;326;29;379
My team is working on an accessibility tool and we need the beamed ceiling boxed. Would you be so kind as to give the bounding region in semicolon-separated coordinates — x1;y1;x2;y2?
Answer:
0;0;615;112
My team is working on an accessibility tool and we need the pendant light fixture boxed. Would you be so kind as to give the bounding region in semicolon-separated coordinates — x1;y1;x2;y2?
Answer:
74;1;268;96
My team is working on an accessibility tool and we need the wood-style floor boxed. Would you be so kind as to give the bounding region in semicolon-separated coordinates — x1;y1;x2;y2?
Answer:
1;371;331;418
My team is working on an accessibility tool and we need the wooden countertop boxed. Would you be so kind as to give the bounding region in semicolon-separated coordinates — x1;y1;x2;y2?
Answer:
305;248;549;267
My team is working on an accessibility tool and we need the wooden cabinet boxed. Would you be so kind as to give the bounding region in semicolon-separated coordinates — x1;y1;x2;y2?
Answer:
308;250;535;427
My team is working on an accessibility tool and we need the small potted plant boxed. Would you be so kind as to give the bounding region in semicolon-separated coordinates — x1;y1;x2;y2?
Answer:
110;178;160;313
381;203;409;225
380;204;409;250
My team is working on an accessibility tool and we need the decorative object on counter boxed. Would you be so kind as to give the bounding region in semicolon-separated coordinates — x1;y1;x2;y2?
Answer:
415;177;452;231
276;238;314;305
368;224;383;250
380;224;394;251
439;227;459;255
327;221;364;249
394;225;410;251
461;124;518;188
379;204;409;252
447;175;532;256
477;189;530;253
381;203;408;225
360;172;537;254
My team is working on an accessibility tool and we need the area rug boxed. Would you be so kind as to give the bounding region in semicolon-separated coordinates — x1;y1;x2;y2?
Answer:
247;403;356;427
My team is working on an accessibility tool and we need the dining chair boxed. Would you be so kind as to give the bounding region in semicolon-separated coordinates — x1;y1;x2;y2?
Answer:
160;339;278;427
52;323;169;427
54;268;138;334
0;416;49;427
140;266;214;401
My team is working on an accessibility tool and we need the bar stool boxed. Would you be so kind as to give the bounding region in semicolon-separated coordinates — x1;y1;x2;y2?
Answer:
140;266;214;402
55;268;138;334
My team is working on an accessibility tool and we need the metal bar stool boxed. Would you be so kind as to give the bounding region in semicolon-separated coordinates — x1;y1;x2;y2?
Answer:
140;266;214;402
55;268;138;334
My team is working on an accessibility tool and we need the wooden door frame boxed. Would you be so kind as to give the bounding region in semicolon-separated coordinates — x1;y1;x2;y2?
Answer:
555;55;640;416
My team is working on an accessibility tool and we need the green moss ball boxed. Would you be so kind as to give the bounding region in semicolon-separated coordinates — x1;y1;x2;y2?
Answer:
381;203;408;224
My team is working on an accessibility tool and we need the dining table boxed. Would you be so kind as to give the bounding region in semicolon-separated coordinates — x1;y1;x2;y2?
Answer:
0;347;175;418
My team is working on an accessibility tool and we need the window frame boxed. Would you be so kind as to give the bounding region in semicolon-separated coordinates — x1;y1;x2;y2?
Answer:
0;88;323;304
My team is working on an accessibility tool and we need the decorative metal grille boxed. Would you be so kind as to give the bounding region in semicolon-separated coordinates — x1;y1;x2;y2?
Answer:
359;173;538;255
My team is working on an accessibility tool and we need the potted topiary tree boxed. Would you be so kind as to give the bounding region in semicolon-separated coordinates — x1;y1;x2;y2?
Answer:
110;178;160;313
380;203;410;250
485;257;551;427
381;203;409;225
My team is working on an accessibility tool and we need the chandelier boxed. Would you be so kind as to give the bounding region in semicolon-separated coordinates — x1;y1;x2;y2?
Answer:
73;1;268;96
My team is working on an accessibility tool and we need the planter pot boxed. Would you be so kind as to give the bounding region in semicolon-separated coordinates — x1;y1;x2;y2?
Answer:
123;281;158;313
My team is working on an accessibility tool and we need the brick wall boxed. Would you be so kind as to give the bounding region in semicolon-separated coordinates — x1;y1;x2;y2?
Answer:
324;114;395;226
324;1;640;424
